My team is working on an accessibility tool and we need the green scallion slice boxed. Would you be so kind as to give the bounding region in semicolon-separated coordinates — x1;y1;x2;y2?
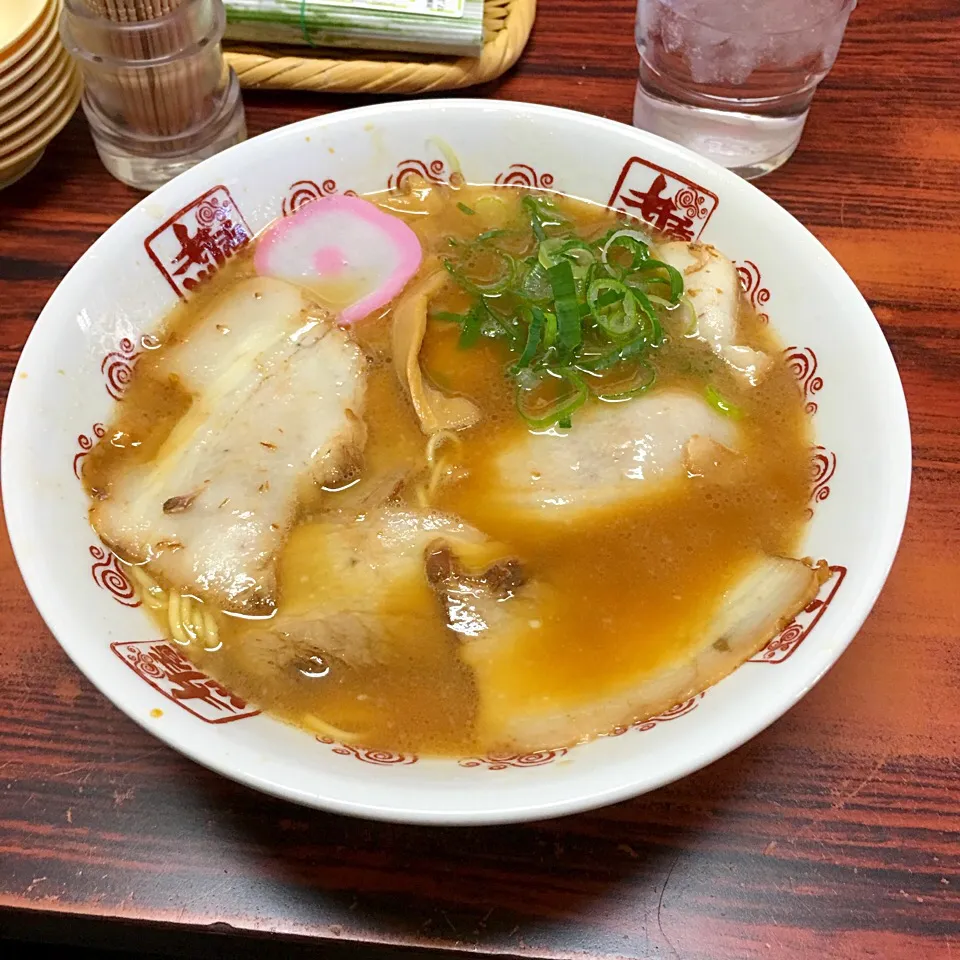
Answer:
520;260;552;302
630;259;684;303
679;295;699;335
543;310;558;348
629;286;664;345
547;260;583;356
458;304;482;349
578;332;650;372
537;237;567;269
585;357;657;400
601;229;651;277
514;306;545;370
522;195;548;242
443;246;515;296
705;385;743;419
516;367;588;429
588;278;637;338
522;195;567;242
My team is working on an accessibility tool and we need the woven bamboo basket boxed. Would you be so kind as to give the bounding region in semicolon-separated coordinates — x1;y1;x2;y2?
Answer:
224;0;536;94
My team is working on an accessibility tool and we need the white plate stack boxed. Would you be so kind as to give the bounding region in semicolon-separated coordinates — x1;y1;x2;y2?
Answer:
0;0;81;190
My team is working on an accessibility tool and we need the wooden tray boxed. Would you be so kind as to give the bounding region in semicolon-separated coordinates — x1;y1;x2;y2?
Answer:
224;0;535;94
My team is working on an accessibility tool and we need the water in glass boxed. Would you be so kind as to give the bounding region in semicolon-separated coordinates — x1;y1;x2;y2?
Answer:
634;0;856;178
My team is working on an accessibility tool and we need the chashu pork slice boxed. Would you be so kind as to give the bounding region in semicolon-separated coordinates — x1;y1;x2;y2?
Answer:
491;388;739;520
658;241;772;386
91;276;366;615
460;554;828;752
236;507;512;678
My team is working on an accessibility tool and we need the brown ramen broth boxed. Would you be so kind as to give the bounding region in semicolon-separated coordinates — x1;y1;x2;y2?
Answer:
85;182;815;756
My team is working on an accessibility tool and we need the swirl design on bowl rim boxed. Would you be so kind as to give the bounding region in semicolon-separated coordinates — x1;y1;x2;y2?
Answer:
89;544;140;607
494;163;555;189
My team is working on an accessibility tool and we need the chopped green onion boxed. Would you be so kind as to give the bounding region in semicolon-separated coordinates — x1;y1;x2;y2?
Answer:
561;238;595;258
538;238;595;278
516;367;588;429
585;358;657;400
522;195;567;243
578;332;650;372
557;417;572;429
443;246;515;295
645;294;676;310
479;302;515;341
705;385;743;419
500;313;524;345
630;259;684;303
473;195;508;223
547;260;583;356
428;198;692;429
601;230;651;277
588;278;637;338
679;295;698;335
579;285;625;318
543;310;558;348
458;304;481;349
537;237;566;269
562;242;595;276
513;306;544;370
520;260;552;302
522;195;547;242
628;286;663;345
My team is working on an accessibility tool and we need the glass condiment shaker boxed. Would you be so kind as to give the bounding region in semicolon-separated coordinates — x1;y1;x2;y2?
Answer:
60;0;246;191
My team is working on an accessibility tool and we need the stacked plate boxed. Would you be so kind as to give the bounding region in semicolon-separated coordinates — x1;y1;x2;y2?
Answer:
1;0;81;189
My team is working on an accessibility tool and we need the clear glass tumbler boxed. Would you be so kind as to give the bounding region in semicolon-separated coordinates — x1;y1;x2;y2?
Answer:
634;0;857;179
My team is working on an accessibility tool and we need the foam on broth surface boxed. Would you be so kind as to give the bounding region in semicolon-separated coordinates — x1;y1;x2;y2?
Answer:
84;184;812;756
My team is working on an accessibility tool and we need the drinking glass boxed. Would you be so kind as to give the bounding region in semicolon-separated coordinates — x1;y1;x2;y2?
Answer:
633;0;857;179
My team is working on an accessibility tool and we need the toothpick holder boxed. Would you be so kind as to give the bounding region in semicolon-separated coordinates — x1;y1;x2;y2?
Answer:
60;0;246;191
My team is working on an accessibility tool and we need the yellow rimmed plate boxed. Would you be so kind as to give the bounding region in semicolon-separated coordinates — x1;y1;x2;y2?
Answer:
0;18;61;96
0;48;72;123
0;56;78;146
0;0;54;65
0;145;45;190
0;70;80;164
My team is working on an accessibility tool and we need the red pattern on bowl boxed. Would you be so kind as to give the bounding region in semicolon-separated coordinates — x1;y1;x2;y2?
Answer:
73;422;105;478
750;566;848;664
144;185;251;298
736;260;771;322
387;158;447;191
317;738;419;765
89;544;139;607
111;640;259;723
494;163;554;189
608;157;718;241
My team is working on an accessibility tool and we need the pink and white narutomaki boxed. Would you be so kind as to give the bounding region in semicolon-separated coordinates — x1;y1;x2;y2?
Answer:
254;195;424;325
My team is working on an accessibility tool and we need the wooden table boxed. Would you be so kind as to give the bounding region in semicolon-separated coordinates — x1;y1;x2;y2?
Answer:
1;2;958;957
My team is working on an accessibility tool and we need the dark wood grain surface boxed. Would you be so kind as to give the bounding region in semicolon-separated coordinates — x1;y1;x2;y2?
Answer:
1;1;958;958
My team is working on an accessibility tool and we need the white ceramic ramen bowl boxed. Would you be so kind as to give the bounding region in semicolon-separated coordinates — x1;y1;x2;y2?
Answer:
1;100;911;825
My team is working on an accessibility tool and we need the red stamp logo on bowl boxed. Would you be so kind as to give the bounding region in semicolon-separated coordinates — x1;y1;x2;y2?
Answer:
111;640;259;723
608;158;719;241
145;185;252;298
